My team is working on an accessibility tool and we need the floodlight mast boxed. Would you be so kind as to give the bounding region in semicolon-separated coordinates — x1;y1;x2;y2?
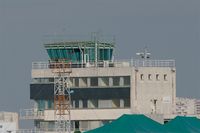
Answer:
51;60;72;133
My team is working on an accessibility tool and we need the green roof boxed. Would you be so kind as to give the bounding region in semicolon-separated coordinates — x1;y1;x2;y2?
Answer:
164;116;200;133
44;41;114;62
85;115;200;133
85;114;167;133
44;41;114;49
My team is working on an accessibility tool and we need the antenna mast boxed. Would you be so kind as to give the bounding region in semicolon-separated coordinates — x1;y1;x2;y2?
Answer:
136;46;151;59
51;60;72;133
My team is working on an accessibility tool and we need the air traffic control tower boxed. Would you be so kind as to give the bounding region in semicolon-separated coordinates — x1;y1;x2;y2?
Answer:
44;41;114;65
20;40;176;132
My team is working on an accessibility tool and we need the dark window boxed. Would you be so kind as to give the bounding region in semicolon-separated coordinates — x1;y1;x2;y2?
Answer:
164;74;167;81
74;121;79;129
124;99;130;107
113;77;120;86
148;74;152;80
49;78;54;82
124;76;130;86
156;74;159;80
83;100;88;108
140;74;144;80
91;77;98;86
75;78;79;87
75;100;79;108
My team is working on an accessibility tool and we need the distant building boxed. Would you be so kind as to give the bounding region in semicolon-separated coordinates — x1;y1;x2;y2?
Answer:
176;97;195;115
195;99;200;115
20;40;176;132
0;112;19;133
175;97;200;117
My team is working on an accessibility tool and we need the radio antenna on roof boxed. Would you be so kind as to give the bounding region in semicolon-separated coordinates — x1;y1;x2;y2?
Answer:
136;46;151;59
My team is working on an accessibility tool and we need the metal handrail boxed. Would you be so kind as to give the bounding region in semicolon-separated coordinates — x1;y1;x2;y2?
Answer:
32;59;175;69
19;109;44;120
16;129;44;133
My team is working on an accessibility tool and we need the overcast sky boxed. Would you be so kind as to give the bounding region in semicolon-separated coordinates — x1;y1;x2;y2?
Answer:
0;0;200;128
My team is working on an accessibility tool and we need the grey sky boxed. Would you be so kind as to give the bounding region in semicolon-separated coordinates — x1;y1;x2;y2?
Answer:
0;0;200;127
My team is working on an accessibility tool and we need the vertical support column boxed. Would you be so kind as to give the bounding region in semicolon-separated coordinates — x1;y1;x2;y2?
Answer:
109;77;113;87
171;68;176;114
119;77;124;86
131;67;138;113
87;78;91;87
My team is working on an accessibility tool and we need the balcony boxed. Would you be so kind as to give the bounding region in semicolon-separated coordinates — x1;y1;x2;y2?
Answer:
20;108;44;120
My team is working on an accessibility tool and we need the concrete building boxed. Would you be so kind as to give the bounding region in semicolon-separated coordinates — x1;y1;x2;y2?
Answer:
175;97;195;115
20;41;176;132
175;97;200;117
0;112;19;133
195;99;200;115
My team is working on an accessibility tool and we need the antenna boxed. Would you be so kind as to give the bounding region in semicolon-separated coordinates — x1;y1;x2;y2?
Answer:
51;60;72;133
136;46;151;59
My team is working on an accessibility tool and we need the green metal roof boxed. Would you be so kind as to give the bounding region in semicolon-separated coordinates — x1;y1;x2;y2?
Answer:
85;115;200;133
85;114;167;133
164;116;200;133
44;41;114;49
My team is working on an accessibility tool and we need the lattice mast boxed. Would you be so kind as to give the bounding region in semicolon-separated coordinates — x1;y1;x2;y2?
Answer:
51;61;72;133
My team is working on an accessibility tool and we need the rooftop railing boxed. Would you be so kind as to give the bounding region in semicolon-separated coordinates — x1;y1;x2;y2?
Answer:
32;59;175;70
16;129;44;133
19;108;44;120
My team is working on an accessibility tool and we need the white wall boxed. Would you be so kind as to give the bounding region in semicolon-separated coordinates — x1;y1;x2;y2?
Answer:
132;67;176;115
0;122;17;133
44;108;131;121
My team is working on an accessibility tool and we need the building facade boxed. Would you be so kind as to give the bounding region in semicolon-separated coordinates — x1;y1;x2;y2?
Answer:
0;112;19;133
175;97;196;115
175;97;200;117
20;41;176;132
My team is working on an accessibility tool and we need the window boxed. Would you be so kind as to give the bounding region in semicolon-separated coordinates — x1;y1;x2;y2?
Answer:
74;78;79;87
100;77;109;86
164;74;167;81
156;74;159;80
37;100;45;111
79;100;83;108
71;100;75;108
113;77;120;86
83;100;88;108
98;100;112;108
49;78;54;82
88;100;98;108
148;74;152;80
124;99;130;107
75;100;79;108
101;120;110;126
112;99;120;108
90;77;98;86
80;121;88;130
124;76;130;86
120;99;124;108
140;74;144;80
47;100;53;109
74;121;80;130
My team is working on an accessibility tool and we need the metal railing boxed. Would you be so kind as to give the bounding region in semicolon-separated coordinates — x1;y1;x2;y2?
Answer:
32;59;175;69
134;59;175;68
16;128;88;133
20;109;44;120
16;129;44;133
